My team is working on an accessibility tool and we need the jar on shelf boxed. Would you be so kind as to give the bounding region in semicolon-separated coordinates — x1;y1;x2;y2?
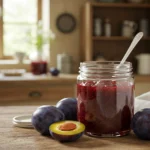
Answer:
57;53;73;74
104;18;111;37
139;18;149;37
122;20;138;37
94;18;102;36
77;61;134;137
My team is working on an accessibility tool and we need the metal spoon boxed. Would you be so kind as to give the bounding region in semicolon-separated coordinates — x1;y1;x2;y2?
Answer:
117;32;144;68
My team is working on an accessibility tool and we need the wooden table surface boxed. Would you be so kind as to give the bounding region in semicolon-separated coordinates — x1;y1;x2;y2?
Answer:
1;106;150;150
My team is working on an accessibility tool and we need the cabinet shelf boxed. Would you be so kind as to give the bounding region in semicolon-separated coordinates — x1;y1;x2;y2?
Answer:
81;1;150;69
93;36;150;41
91;2;150;8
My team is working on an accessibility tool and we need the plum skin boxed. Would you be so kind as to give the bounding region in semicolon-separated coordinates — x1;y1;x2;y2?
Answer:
50;67;59;76
56;98;77;120
32;105;65;135
50;132;84;142
131;108;150;140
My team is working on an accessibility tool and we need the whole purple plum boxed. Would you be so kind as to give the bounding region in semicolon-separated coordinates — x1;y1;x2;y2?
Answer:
50;67;60;76
131;108;150;140
56;98;77;121
32;105;65;135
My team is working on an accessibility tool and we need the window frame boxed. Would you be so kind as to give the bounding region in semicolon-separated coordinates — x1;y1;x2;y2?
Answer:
0;0;42;60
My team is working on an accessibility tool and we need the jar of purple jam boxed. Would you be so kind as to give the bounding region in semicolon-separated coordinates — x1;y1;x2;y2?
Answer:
77;61;134;137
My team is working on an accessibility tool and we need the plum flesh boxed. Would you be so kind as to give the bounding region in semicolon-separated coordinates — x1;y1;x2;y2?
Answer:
49;121;85;142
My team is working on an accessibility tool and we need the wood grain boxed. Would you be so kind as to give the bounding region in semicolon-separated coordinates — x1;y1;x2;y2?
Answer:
0;74;77;105
81;2;93;61
0;106;150;150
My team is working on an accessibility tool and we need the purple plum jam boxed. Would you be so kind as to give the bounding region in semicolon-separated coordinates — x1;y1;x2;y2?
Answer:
77;61;134;137
31;61;47;75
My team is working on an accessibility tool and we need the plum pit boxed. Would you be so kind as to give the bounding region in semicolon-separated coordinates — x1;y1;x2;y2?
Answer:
59;122;77;131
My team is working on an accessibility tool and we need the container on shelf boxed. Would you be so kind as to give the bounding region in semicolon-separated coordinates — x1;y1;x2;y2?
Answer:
136;53;150;75
139;18;149;37
57;53;73;74
104;18;111;37
30;51;48;75
94;18;102;36
122;20;138;37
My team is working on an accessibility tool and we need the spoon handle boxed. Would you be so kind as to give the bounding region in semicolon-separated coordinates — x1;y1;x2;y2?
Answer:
119;32;143;67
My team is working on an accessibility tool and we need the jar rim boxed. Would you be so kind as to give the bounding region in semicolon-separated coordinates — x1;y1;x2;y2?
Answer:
80;61;132;67
80;61;132;70
79;61;133;80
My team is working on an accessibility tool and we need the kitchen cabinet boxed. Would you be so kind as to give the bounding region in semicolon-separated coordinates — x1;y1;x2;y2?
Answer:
81;2;150;73
0;74;77;105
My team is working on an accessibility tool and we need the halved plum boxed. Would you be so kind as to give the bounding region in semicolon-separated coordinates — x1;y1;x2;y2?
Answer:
49;120;85;142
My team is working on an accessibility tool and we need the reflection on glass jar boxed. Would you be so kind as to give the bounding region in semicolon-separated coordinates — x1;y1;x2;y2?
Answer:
77;61;134;137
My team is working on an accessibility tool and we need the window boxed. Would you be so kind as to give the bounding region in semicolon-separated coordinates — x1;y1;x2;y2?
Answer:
0;0;42;59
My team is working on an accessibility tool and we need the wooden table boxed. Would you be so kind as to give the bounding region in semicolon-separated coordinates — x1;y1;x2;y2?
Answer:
1;106;150;150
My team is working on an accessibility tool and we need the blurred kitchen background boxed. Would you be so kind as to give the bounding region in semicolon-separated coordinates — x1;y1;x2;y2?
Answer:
0;0;150;105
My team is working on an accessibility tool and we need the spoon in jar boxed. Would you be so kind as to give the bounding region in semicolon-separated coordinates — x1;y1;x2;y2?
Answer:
117;32;144;68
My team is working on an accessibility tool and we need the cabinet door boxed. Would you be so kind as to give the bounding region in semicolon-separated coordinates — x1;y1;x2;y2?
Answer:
0;85;76;103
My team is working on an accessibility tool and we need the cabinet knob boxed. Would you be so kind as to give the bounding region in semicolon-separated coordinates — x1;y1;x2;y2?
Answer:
29;91;42;98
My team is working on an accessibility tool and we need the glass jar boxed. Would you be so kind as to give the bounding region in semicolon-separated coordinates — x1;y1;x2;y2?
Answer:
77;61;134;137
30;51;48;75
